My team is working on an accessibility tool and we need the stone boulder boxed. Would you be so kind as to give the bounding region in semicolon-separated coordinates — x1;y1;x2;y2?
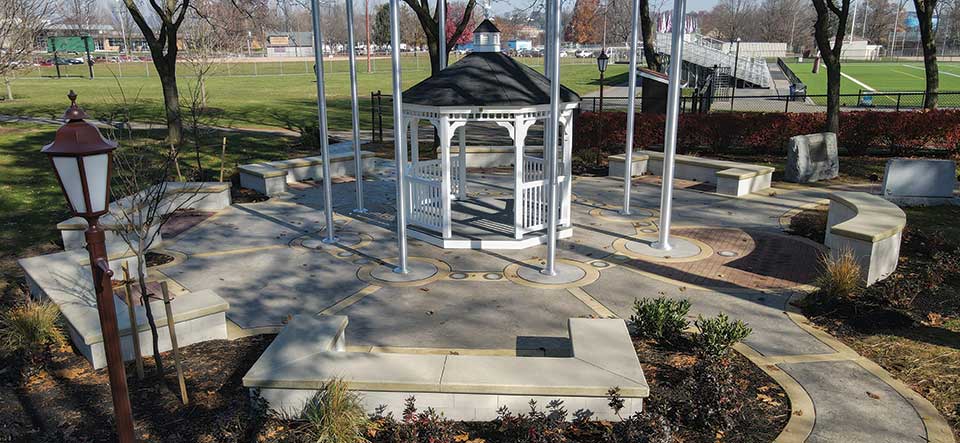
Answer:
785;132;839;183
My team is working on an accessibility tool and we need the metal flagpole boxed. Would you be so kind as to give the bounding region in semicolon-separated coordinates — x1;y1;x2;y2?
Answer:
653;0;686;251
311;0;338;244
543;0;561;276
439;0;446;69
389;0;409;273
622;0;641;215
346;0;366;212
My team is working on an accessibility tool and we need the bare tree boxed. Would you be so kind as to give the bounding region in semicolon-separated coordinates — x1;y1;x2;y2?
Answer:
914;0;940;108
59;0;99;35
639;0;661;70
812;0;851;133
0;0;51;100
404;0;478;74
182;0;226;108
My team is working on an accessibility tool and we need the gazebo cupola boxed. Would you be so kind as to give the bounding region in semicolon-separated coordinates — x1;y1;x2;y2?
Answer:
472;19;501;52
398;20;581;250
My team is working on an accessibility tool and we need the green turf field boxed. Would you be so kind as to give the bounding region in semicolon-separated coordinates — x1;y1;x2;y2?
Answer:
0;56;621;133
784;60;960;106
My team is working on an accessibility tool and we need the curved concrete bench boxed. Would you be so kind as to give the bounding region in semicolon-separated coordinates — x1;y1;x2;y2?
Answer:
825;191;906;285
57;182;231;250
239;147;377;197
243;315;649;421
608;150;774;197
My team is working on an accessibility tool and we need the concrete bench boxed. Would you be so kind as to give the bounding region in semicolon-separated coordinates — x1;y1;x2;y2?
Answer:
57;182;231;250
18;246;229;369
608;150;774;197
243;315;648;421
239;149;377;197
825;191;906;285
439;146;545;168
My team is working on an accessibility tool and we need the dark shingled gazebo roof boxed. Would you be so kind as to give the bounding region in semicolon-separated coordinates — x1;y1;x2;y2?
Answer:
402;52;581;107
474;18;500;33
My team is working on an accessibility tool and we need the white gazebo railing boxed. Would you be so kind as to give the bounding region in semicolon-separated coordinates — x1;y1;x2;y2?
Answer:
407;160;444;233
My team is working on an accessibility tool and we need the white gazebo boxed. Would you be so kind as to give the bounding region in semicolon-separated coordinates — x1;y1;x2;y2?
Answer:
398;20;581;249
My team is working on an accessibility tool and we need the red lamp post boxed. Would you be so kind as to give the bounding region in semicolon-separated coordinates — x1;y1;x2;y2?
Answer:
42;91;135;443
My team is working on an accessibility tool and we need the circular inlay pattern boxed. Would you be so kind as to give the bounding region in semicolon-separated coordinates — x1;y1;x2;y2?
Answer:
450;272;469;280
517;262;586;284
591;208;657;223
301;239;324;249
336;251;354;257
718;250;739;257
370;260;438;282
503;258;601;289
358;257;450;287
591;261;610;268
625;237;702;259
640;228;657;234
353;258;371;265
483;273;503;281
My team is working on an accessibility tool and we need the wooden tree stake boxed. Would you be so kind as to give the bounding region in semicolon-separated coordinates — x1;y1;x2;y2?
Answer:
160;282;189;405
121;261;144;379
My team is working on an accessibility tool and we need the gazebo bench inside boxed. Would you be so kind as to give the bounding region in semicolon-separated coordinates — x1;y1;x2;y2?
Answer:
608;150;774;197
239;150;376;196
243;315;649;421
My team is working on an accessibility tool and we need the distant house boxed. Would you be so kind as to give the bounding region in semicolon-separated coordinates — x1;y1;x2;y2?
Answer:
507;40;533;51
266;33;315;57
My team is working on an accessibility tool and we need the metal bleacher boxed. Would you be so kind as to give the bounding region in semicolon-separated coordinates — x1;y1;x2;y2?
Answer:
655;33;772;89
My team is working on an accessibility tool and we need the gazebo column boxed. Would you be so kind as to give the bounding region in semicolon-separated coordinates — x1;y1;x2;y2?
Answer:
561;112;573;226
410;118;419;168
457;125;467;199
512;117;524;240
439;116;453;239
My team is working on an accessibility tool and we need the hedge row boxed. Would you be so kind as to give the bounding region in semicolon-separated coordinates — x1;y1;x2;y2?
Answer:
573;110;960;158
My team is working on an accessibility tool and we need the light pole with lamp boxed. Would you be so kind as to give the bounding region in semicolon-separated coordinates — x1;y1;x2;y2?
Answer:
41;91;135;443
596;50;609;114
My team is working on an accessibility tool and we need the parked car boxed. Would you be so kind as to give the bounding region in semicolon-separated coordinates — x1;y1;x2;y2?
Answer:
574;49;594;58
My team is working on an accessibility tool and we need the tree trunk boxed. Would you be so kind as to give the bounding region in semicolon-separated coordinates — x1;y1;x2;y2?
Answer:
824;58;841;133
155;56;183;146
639;0;662;71
4;79;12;101
427;38;441;75
915;0;939;109
136;258;164;374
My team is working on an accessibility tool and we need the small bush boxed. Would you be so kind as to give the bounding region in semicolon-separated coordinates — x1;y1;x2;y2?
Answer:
630;297;691;342
493;399;570;443
815;248;863;301
677;359;743;434
301;378;369;443
693;313;752;359
0;299;66;363
607;410;674;443
370;396;461;443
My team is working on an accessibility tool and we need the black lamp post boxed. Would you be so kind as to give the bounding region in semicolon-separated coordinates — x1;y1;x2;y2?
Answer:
596;50;609;114
730;37;741;110
42;91;135;443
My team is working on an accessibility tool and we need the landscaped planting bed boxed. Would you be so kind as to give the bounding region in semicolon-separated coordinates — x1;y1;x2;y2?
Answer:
0;318;788;442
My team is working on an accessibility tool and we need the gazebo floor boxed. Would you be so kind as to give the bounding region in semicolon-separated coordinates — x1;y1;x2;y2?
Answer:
408;196;573;250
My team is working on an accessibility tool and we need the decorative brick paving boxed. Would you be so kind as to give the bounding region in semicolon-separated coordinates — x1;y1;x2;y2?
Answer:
621;227;823;290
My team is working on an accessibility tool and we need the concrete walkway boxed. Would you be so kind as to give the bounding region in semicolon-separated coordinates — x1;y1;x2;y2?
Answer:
129;167;955;442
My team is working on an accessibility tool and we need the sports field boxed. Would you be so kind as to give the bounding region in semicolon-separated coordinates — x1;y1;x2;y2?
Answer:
786;60;960;94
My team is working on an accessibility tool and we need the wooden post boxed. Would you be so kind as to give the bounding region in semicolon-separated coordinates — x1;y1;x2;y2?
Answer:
219;137;228;182
160;282;188;405
171;144;184;182
121;261;144;379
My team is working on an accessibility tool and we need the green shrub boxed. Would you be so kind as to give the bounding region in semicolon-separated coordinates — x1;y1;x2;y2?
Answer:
301;378;369;443
0;299;66;362
815;248;863;301
693;313;752;360
629;297;691;341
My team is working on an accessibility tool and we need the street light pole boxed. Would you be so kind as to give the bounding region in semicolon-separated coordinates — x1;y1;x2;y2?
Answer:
42;91;135;443
310;0;338;244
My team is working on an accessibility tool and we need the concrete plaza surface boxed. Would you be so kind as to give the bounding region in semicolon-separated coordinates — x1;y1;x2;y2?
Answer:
147;167;948;442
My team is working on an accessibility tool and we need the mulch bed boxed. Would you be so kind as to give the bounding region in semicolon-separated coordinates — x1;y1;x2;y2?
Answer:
0;332;788;442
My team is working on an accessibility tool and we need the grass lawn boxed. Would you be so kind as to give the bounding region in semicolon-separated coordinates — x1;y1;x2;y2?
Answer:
0;56;626;133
